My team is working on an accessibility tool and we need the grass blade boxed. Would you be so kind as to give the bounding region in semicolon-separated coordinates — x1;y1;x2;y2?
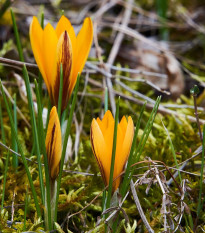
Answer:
57;63;63;118
135;96;161;162
102;87;109;210
12;94;18;171
113;97;160;232
120;101;147;197
10;8;24;62
24;185;28;231
54;74;80;222
156;0;169;40
45;100;51;132
197;124;205;216
22;65;45;206
104;87;108;112
41;11;44;28
161;119;182;183
0;101;6;144
1;150;9;211
34;79;52;230
60;96;72;126
0;80;41;218
106;97;120;210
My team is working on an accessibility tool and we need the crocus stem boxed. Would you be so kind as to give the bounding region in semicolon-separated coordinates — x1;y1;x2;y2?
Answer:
45;179;57;230
50;179;57;222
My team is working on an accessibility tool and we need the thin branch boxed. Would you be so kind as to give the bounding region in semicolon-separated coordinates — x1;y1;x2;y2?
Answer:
130;180;154;233
106;0;134;114
0;57;37;69
87;77;205;124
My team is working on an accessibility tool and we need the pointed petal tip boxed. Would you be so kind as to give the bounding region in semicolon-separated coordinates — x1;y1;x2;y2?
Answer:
44;22;55;31
50;106;57;115
84;17;93;26
104;110;113;118
30;16;38;25
30;16;40;36
56;15;72;38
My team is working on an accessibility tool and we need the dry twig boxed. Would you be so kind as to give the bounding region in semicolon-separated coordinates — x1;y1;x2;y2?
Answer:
130;179;154;233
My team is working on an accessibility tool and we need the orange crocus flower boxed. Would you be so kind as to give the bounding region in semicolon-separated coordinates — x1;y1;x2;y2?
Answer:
30;15;93;110
90;110;134;191
45;106;62;180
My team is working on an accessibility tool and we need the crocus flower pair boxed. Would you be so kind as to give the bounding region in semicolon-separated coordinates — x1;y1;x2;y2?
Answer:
30;15;93;111
30;15;134;192
91;111;134;191
46;108;134;190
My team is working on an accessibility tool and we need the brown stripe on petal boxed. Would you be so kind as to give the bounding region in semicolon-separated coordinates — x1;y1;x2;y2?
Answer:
47;123;56;173
54;31;72;110
90;127;107;187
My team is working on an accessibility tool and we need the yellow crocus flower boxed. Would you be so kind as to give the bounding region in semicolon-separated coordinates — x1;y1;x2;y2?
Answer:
90;110;134;191
45;106;62;180
30;15;93;110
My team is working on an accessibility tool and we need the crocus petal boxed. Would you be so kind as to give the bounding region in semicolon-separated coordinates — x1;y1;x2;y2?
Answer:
97;110;114;137
55;15;76;61
30;15;93;111
100;111;115;181
42;23;58;98
101;110;114;130
103;124;115;185
71;17;93;95
119;116;128;140
52;31;73;109
90;119;107;186
45;106;62;180
67;26;76;53
116;117;134;182
113;125;124;190
30;17;47;87
55;16;77;101
66;26;77;100
55;15;72;38
75;17;93;73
